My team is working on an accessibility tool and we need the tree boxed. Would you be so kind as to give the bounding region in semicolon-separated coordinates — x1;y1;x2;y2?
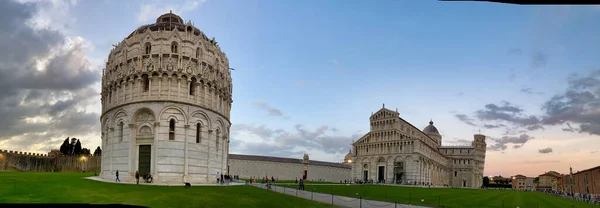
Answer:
60;137;70;155
81;148;90;155
483;176;490;187
93;146;102;156
74;139;82;155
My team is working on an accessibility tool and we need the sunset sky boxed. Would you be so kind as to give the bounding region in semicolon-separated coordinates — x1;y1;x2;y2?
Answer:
1;0;599;177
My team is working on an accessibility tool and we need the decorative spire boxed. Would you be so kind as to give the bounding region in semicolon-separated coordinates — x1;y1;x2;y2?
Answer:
429;119;433;125
396;108;398;113
383;103;385;108
170;10;172;13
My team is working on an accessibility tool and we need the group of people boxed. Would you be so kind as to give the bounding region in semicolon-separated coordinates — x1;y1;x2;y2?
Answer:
216;172;239;184
114;170;152;184
541;190;599;205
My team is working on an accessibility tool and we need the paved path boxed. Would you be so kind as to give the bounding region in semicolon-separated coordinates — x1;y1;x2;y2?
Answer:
252;184;432;208
86;176;245;187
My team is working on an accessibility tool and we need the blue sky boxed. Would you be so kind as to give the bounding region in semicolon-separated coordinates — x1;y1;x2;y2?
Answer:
2;0;600;177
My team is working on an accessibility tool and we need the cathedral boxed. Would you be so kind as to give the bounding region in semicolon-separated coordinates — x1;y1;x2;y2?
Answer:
351;104;487;188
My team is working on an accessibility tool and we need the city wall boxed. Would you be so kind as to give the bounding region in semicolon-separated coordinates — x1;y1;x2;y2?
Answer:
228;156;351;182
0;149;101;172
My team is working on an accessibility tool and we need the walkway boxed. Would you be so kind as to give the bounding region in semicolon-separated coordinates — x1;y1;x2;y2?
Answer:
252;184;432;208
86;176;245;187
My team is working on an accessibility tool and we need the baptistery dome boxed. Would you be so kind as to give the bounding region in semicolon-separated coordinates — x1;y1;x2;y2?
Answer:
100;12;232;184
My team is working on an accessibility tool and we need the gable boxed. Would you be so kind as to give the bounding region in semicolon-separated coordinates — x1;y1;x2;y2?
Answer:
370;108;398;120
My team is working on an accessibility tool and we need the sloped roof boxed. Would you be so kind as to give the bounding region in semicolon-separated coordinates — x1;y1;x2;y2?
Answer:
228;154;351;169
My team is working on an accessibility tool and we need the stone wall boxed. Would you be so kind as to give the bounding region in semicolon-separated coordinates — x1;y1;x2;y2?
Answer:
228;155;351;182
0;149;100;172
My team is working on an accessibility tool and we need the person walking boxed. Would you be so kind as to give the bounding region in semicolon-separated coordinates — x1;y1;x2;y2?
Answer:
135;170;140;184
115;170;120;182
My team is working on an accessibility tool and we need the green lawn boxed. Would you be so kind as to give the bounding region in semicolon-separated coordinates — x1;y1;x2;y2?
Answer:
0;172;334;208
280;184;598;208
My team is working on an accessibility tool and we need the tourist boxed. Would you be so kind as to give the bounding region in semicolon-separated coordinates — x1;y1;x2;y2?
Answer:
135;170;140;184
115;170;120;182
216;172;220;184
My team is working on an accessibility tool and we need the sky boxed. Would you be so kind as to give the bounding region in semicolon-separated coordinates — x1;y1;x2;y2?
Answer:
1;0;599;178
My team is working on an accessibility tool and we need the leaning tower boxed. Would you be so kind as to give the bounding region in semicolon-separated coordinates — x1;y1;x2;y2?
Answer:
99;11;233;184
472;134;487;187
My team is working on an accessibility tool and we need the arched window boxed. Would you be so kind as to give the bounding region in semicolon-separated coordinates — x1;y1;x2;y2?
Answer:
171;42;178;53
196;47;200;58
196;123;201;143
119;122;124;142
454;171;457;177
190;77;196;95
145;43;151;55
216;129;220;150
169;119;175;140
142;74;149;92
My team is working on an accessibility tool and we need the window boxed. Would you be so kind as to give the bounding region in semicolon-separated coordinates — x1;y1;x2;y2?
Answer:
190;77;196;95
171;42;178;53
196;123;201;143
142;75;149;92
145;43;151;54
196;47;200;58
169;119;175;140
454;171;457;177
119;122;124;142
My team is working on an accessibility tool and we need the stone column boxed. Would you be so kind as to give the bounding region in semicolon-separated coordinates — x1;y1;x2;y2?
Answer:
206;129;213;181
158;75;162;99
184;124;189;176
129;123;137;178
109;127;114;174
148;74;152;98
177;77;181;100
168;76;171;99
153;122;160;176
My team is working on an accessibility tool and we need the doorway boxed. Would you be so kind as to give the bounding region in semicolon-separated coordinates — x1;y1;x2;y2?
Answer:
462;180;466;187
303;170;307;180
138;145;151;176
378;166;385;183
363;170;368;181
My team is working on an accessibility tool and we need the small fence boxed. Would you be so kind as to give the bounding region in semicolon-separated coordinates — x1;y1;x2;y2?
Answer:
252;183;430;208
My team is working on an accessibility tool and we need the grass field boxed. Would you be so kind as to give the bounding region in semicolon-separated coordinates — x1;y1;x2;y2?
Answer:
0;172;333;208
280;184;598;208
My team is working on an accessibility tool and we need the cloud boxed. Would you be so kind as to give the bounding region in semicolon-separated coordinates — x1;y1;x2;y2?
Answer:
474;101;543;130
331;60;344;72
253;101;286;117
487;134;534;151
0;0;101;153
523;160;559;164
454;114;476;126
540;70;600;135
483;124;505;129
445;138;471;146
531;51;547;68
538;147;553;154
230;123;361;158
520;88;544;95
513;144;523;149
137;0;206;23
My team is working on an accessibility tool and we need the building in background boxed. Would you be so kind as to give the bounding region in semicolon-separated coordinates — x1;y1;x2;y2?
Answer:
491;175;511;185
572;165;600;195
538;171;560;191
351;105;487;188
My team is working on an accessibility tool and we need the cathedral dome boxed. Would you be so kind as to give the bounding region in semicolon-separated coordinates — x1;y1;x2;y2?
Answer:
423;120;440;135
344;150;352;164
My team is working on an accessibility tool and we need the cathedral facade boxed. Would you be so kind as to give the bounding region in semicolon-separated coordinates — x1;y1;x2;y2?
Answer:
99;12;232;184
351;105;487;188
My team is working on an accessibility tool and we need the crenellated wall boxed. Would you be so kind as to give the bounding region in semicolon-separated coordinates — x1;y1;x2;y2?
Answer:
0;149;101;172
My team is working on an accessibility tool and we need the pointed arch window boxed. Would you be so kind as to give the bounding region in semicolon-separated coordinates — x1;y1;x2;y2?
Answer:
145;43;151;55
119;122;124;142
196;47;200;58
171;42;178;53
196;123;201;143
169;119;175;140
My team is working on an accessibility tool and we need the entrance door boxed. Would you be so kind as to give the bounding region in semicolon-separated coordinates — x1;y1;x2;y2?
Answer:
395;173;403;184
462;180;466;187
363;171;368;181
378;166;385;183
303;170;307;180
138;145;151;176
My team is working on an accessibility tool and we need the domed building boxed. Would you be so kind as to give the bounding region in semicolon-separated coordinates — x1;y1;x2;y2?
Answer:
100;12;232;184
350;104;487;188
343;150;353;164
